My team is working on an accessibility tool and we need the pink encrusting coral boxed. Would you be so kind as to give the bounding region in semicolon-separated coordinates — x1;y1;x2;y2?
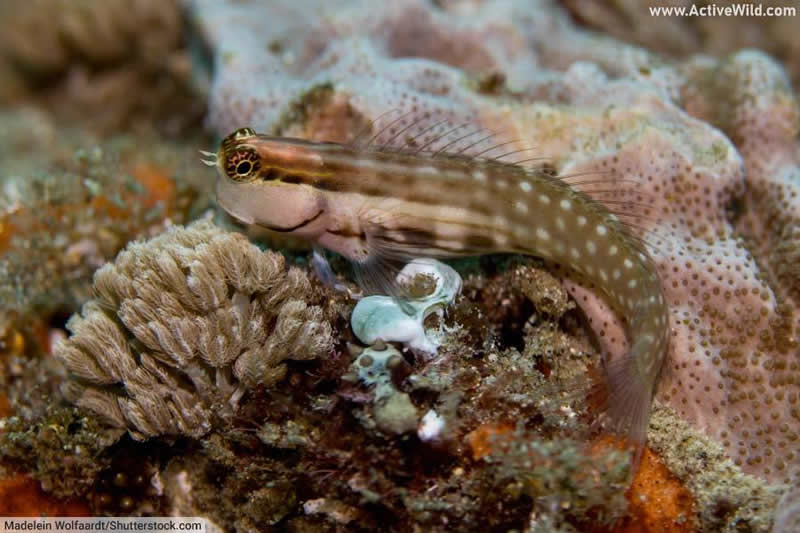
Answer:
191;0;800;520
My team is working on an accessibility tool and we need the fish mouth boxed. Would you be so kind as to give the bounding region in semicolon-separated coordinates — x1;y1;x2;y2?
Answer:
262;208;324;233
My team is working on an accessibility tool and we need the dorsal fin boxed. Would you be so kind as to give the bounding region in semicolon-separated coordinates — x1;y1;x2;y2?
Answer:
351;109;545;165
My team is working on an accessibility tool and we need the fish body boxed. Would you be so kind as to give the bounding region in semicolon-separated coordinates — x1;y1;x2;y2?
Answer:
211;127;670;445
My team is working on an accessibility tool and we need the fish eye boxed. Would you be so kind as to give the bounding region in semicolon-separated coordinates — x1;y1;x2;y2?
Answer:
236;160;252;175
225;148;260;181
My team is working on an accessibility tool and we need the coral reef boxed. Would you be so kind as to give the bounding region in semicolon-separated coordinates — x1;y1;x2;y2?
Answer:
0;0;182;78
145;258;765;531
2;0;800;529
617;446;696;533
126;260;632;531
193;0;800;514
0;108;212;368
0;474;89;516
646;403;782;532
54;220;334;439
489;436;631;532
562;0;800;86
0;404;120;499
0;0;205;133
3;245;778;530
0;402;189;516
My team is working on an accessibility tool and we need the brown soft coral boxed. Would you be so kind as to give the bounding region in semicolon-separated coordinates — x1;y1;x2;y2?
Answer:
54;220;334;440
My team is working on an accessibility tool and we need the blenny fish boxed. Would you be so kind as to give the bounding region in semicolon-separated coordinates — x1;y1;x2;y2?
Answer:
206;124;670;446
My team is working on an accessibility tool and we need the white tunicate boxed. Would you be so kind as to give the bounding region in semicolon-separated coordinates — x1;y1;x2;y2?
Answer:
353;344;403;400
350;344;420;434
350;258;462;354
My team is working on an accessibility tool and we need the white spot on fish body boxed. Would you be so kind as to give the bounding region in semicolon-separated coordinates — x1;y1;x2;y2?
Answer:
577;215;587;227
624;258;634;269
515;200;528;214
609;245;618;256
536;228;550;241
596;225;607;236
538;194;551;205
560;199;572;211
417;166;439;176
520;181;532;192
493;214;510;228
586;240;597;255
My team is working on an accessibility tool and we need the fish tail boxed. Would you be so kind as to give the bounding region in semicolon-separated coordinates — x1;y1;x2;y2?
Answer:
602;304;669;462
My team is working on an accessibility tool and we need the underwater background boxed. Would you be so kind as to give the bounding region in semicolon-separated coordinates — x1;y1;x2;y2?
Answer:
1;1;799;531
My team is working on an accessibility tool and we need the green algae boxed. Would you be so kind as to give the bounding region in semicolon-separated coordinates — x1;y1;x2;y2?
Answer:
486;432;631;531
168;434;300;530
0;404;121;498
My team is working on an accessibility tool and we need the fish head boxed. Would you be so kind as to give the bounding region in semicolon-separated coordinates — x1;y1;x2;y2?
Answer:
211;127;326;236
